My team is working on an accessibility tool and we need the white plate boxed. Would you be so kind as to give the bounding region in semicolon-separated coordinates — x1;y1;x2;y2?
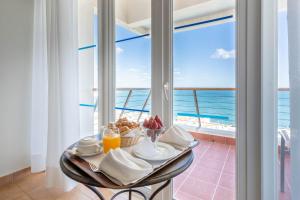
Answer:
75;147;102;157
133;142;176;161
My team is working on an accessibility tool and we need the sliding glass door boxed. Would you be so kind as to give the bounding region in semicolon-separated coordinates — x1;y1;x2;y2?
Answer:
262;0;300;199
172;1;236;199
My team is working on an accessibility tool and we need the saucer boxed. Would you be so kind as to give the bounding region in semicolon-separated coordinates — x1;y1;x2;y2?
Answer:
75;146;102;157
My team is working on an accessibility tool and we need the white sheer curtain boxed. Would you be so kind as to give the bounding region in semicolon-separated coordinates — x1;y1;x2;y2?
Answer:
31;0;80;191
287;0;300;198
31;0;48;173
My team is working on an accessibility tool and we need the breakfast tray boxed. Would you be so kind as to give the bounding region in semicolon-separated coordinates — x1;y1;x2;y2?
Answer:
63;140;199;189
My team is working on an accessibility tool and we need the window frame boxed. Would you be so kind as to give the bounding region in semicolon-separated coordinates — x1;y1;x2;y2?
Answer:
96;0;267;199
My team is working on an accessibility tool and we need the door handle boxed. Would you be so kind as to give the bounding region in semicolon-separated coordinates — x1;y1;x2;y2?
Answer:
163;82;169;101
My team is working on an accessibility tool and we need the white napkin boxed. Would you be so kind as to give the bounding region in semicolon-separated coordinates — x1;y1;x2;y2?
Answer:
99;148;153;185
159;125;194;148
125;128;141;137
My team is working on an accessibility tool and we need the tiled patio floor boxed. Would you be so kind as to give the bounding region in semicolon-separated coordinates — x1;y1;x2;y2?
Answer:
174;141;236;200
173;139;291;200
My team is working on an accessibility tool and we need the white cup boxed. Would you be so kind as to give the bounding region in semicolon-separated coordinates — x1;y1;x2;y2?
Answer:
77;144;100;154
77;137;100;154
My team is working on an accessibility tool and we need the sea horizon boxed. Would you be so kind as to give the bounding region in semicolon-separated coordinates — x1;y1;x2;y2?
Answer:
115;89;290;129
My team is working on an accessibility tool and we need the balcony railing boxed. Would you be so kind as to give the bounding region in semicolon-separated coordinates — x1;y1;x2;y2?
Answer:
115;88;236;130
80;87;290;137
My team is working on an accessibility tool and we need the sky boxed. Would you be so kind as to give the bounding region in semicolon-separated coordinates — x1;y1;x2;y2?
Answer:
278;11;289;88
115;12;289;88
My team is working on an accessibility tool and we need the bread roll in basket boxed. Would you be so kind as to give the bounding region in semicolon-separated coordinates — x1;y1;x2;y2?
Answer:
114;118;142;147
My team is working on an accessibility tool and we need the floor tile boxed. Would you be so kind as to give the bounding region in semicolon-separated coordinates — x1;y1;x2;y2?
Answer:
16;173;46;193
78;184;112;200
173;174;187;193
198;158;224;171
190;166;221;184
202;150;228;162
174;191;200;200
223;162;235;175
13;194;32;200
218;173;235;190
27;185;57;200
193;149;209;159
178;177;216;200
213;186;235;200
47;187;66;199
226;153;236;165
55;186;91;200
0;184;24;200
210;143;230;152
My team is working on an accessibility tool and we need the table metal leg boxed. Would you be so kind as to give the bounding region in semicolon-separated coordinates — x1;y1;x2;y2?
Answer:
149;179;171;200
129;188;132;200
85;185;147;200
111;189;147;200
280;136;285;192
85;181;171;200
85;185;106;200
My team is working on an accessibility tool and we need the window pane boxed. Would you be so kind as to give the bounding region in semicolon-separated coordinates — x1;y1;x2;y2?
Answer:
115;0;151;122
277;0;291;199
173;22;236;132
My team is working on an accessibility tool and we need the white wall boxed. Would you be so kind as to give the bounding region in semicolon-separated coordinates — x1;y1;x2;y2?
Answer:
0;0;33;176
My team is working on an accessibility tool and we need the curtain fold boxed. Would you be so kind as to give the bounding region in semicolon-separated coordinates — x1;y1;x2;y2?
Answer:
287;0;300;198
31;0;48;174
46;0;80;190
31;0;80;191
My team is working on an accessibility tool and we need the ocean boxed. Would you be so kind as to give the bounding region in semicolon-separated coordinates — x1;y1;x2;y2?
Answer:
115;89;290;129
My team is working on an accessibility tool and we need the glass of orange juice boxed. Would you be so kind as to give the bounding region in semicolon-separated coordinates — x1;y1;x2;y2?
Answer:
102;127;121;153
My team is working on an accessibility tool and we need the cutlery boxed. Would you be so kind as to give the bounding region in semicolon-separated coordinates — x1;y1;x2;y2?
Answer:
89;162;99;172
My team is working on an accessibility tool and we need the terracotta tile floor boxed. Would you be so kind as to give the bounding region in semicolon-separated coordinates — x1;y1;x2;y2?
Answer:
173;141;236;200
173;140;291;200
0;140;292;200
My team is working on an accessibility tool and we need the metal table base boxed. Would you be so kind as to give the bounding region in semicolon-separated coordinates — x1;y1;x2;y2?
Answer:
85;179;171;200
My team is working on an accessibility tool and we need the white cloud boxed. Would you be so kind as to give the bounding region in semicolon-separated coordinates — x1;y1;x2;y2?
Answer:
211;48;235;59
116;46;124;54
128;68;139;72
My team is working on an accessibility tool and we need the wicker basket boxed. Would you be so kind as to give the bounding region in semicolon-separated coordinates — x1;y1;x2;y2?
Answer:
119;127;142;147
120;135;141;147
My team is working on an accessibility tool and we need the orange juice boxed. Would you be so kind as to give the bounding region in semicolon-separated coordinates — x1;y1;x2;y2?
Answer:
103;134;121;153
